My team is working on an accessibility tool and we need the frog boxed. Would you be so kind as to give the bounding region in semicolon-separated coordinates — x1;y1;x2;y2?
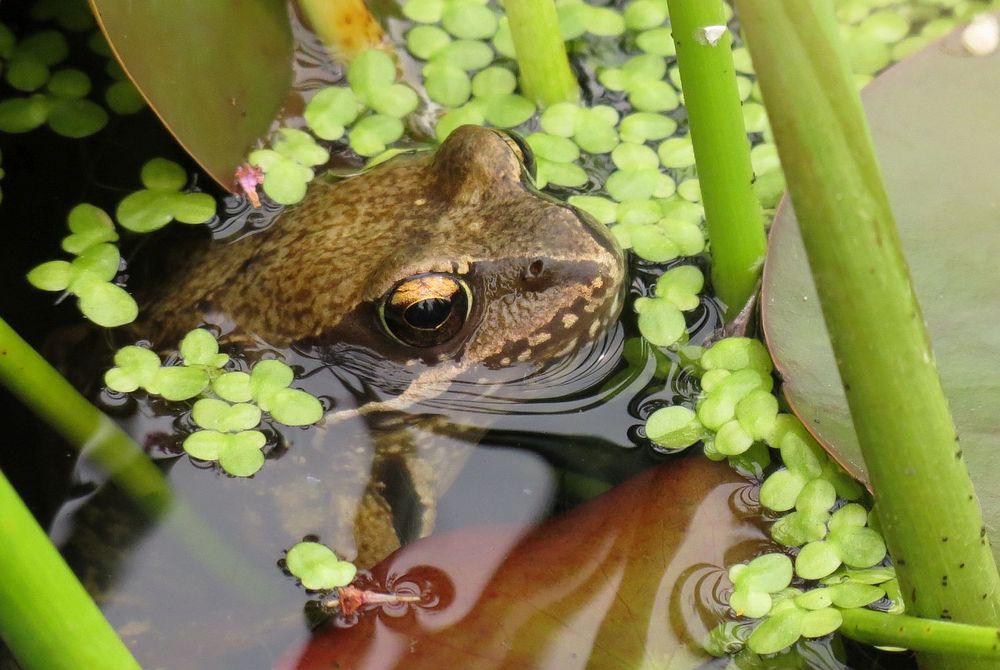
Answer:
60;124;626;627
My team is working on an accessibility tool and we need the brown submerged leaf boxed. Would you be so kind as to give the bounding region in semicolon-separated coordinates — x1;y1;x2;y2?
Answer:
88;0;294;190
280;456;771;669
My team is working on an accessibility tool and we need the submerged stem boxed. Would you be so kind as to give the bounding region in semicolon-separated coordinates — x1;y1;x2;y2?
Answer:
666;0;766;319
505;0;579;106
0;470;141;670
0;317;170;514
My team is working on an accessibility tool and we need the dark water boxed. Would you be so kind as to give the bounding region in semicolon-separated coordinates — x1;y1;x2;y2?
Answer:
0;3;918;670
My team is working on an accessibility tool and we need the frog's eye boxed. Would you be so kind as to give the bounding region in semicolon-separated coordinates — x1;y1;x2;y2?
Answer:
379;273;472;348
495;130;536;179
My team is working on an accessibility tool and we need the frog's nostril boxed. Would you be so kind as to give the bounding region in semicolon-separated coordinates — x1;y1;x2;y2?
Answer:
527;259;544;278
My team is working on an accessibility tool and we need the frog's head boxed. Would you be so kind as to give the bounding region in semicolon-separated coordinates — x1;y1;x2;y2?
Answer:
359;125;625;376
146;125;624;405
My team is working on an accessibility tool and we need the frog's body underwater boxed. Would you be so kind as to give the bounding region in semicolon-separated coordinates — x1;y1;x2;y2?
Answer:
63;125;626;619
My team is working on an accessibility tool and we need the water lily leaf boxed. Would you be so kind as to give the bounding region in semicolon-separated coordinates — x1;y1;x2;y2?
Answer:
88;0;294;190
761;27;1000;561
279;456;770;670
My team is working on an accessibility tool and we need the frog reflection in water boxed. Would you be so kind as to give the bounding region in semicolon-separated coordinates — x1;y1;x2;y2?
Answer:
93;125;625;571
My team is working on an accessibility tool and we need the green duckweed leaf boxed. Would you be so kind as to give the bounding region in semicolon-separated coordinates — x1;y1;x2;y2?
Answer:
180;328;229;368
141;157;187;190
645;405;704;450
482;94;535;129
76;280;138;327
735;553;794;593
27;260;72;291
568;195;617;225
623;0;668;31
105;79;145;114
656;265;704;310
402;0;444;24
212;371;253;403
348;114;404;157
217;430;266;476
256;158;314;205
347;48;397;98
759;468;809;512
105;345;161;393
152;365;209;401
0;95;49;133
183;429;226;461
442;3;498;40
117;159;216;231
619;112;676;144
17;30;69;66
636;27;676;56
424;61;472;106
729;588;771;619
747;607;806;655
116;190;174;233
829;582;885;609
192;398;262;432
634;296;685;347
273;128;329;167
286;541;357;590
46;98;108;138
582;5;625;36
431;39;494;71
800;607;842;638
249;359;295;409
702;337;772;373
47;69;91;98
62;204;117;255
6;56;50;92
368;83;419;119
269;388;324;426
795;541;843;580
471;66;517;97
407;25;451;59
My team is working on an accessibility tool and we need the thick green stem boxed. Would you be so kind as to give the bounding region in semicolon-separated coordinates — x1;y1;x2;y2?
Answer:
0;469;141;669
505;0;579;106
735;2;1000;669
0;317;169;514
841;609;1000;659
666;0;766;318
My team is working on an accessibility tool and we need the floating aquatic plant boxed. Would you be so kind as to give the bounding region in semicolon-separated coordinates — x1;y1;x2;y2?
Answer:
249;128;330;205
106;329;324;477
26;204;137;328
285;541;357;591
116;157;217;232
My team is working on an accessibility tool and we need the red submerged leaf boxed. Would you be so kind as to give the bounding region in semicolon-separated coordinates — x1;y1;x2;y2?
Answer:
279;456;771;670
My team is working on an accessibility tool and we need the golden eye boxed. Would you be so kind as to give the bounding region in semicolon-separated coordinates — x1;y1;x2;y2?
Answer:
379;273;472;348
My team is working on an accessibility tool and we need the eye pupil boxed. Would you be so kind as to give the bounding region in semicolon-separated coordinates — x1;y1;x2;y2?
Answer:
404;298;453;329
379;273;472;348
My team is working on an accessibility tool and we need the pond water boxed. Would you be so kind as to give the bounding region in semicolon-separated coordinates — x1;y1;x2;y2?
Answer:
0;0;966;667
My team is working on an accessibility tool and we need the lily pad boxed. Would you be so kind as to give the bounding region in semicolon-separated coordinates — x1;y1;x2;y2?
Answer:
279;456;770;669
88;0;293;190
762;27;1000;560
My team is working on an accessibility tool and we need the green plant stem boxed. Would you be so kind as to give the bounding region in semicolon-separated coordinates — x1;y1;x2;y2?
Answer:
0;469;141;670
665;0;766;319
504;0;579;106
841;609;1000;659
0;316;169;514
735;3;1000;669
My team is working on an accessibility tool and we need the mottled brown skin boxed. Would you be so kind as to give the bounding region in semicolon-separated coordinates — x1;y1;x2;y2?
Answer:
141;125;625;565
